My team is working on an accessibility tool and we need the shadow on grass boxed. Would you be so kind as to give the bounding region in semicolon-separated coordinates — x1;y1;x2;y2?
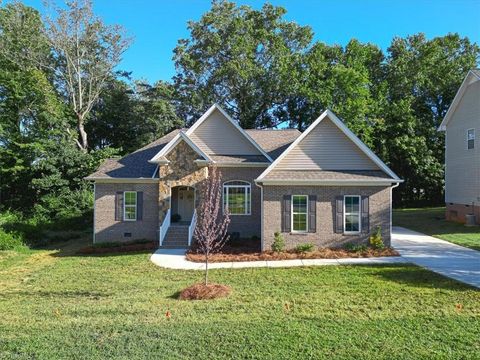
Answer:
0;290;110;299
373;265;477;291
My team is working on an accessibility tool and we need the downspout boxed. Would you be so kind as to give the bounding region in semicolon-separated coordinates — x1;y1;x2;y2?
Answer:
255;182;264;252
390;182;400;241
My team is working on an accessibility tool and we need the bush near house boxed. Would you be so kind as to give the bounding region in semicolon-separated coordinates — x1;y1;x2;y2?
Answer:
271;231;285;252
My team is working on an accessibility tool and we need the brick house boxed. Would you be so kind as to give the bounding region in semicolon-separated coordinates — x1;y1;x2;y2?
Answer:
86;104;402;250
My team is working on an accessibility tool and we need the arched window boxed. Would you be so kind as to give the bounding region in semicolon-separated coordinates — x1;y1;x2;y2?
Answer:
223;181;251;215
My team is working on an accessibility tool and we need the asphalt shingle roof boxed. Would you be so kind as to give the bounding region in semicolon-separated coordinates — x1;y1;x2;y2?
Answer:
86;128;300;179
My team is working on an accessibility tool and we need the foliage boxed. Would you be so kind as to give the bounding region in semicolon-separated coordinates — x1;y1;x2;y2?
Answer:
171;213;182;223
1;242;478;358
344;243;368;252
173;0;313;128
394;207;480;251
193;166;230;285
369;226;385;250
43;0;132;151
294;243;315;253
271;231;285;252
0;228;25;251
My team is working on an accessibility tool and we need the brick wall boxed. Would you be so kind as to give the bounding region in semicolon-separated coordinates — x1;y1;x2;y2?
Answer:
94;182;159;243
262;185;391;250
218;167;264;238
446;203;480;224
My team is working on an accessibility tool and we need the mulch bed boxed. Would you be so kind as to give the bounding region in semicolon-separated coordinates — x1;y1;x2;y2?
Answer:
78;241;156;255
186;247;399;263
179;283;231;300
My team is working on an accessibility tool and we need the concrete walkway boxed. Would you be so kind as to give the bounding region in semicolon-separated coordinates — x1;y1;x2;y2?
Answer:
392;226;480;288
150;249;406;270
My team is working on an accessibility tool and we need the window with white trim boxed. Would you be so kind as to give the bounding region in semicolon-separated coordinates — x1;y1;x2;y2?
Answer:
344;195;361;233
292;195;308;232
467;128;475;150
124;191;137;221
223;181;251;215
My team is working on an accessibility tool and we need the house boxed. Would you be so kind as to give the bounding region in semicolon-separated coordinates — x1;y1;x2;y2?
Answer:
438;69;480;224
86;104;402;250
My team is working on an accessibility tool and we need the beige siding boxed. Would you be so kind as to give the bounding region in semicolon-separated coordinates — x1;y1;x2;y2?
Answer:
445;80;480;205
275;117;380;170
189;109;262;155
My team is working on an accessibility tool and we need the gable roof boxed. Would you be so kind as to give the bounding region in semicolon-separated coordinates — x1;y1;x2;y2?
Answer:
149;131;212;164
256;109;401;183
246;129;301;160
186;104;273;162
438;69;480;131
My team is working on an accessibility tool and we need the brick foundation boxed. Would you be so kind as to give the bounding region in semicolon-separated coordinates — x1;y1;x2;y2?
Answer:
446;203;480;224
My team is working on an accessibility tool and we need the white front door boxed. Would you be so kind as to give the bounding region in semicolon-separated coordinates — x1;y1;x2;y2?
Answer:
178;188;194;222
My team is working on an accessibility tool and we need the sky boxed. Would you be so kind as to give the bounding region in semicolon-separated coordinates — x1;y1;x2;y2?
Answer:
16;0;480;83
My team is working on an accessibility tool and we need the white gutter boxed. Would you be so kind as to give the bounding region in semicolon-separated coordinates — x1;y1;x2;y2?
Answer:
390;182;401;241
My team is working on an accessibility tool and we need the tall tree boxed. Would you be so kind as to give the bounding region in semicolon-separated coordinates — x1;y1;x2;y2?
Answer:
173;0;313;128
43;0;131;151
87;78;183;154
383;33;479;205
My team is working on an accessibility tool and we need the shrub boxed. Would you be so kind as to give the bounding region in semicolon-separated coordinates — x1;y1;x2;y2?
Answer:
271;231;285;252
344;243;368;252
171;213;181;223
0;228;26;251
294;243;315;253
369;226;384;249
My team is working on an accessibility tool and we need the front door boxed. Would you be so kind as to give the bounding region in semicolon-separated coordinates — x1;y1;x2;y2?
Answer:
178;188;194;222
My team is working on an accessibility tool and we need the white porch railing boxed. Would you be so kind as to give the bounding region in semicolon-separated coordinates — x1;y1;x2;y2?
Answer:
188;209;197;246
159;208;171;247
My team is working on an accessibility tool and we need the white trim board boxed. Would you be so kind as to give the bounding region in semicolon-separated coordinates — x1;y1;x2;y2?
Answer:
256;180;401;186
256;109;402;182
149;131;213;163
186;103;273;163
438;70;480;131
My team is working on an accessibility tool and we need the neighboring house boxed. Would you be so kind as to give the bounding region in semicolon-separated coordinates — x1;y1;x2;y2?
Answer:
86;104;402;250
438;69;480;224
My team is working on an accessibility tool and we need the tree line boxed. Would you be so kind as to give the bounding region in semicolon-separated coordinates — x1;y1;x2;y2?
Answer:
1;0;478;224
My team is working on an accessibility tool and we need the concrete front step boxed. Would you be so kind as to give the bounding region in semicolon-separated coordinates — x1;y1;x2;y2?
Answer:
160;244;189;249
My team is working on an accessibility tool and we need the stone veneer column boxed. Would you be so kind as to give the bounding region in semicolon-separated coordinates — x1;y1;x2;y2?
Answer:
157;140;209;224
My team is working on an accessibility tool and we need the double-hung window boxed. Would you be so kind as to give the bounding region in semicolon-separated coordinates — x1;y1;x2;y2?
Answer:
223;181;251;215
292;195;308;232
344;195;361;233
124;191;137;221
467;129;475;150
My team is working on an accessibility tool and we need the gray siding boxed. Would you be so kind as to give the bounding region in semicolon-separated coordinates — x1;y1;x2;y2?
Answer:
275;117;380;170
445;80;480;205
189;109;262;155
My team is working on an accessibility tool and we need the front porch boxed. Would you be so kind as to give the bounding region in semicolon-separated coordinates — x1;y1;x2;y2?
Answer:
159;185;198;249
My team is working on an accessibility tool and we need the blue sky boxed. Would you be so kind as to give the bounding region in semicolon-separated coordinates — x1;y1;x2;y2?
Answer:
17;0;480;83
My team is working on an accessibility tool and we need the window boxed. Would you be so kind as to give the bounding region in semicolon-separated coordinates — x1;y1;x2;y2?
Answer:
124;191;137;221
223;181;251;215
292;195;308;232
467;129;475;150
344;195;361;233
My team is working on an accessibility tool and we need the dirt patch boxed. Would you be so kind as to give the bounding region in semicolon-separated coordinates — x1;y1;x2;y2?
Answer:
186;247;399;263
77;241;156;255
179;283;231;300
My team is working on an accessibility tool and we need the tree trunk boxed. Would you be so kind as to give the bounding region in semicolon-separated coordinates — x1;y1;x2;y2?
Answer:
77;113;88;152
204;252;208;285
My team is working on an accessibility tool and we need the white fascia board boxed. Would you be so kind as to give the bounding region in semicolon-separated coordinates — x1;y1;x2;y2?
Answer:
438;70;480;131
255;179;403;186
148;131;213;163
186;103;273;163
256;109;401;182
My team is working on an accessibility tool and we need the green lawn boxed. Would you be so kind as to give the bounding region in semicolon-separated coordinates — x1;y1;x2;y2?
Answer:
393;207;480;251
1;238;479;359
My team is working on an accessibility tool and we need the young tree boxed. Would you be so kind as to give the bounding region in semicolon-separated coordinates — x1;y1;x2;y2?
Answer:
44;0;132;151
193;166;230;285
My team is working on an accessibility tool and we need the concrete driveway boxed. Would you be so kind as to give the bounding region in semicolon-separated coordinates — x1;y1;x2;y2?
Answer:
392;226;480;288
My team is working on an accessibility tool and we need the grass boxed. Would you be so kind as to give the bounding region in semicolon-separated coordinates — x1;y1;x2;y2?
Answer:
0;236;479;359
394;207;480;251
